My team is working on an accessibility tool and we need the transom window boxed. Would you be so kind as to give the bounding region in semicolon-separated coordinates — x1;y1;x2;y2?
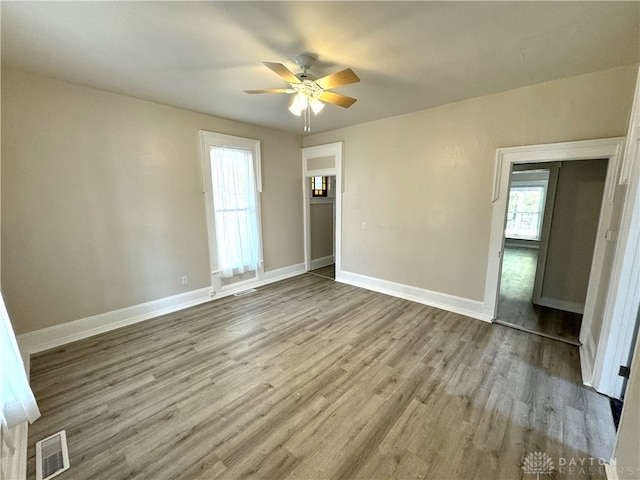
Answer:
311;176;328;197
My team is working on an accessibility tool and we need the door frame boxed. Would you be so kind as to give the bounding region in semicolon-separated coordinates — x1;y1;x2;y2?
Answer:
592;70;640;398
482;137;625;384
302;142;343;275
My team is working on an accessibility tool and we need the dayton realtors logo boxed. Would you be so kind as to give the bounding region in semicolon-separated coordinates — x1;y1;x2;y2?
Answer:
522;451;610;478
522;451;555;479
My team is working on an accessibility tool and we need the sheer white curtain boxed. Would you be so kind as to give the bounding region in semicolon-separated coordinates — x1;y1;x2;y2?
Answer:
210;146;261;279
0;292;40;452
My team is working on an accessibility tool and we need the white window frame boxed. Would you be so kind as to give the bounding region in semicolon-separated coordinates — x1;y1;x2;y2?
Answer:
199;131;264;295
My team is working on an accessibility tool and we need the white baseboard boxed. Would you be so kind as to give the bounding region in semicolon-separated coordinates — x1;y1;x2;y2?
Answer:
216;263;306;297
262;262;306;283
18;263;306;356
310;255;334;270
17;287;212;355
336;270;492;322
534;297;585;314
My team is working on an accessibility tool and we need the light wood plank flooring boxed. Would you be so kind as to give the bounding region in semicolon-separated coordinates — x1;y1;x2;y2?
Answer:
497;247;581;344
27;273;615;479
309;264;335;280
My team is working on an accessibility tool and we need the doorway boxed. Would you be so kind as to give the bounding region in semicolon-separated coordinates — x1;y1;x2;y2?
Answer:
495;159;609;345
483;137;626;389
302;142;343;280
307;175;336;280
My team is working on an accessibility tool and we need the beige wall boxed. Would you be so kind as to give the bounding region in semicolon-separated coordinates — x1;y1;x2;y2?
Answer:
310;202;334;260
304;65;637;302
541;159;608;307
2;65;637;334
1;68;304;334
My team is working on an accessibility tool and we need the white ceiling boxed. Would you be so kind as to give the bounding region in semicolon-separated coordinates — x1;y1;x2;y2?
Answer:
2;1;639;135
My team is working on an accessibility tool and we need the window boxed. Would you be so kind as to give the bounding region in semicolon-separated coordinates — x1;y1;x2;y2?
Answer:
200;132;263;285
505;186;546;240
210;146;261;278
311;176;328;197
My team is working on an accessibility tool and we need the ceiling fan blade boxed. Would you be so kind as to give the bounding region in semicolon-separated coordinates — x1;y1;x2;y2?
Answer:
315;69;360;90
244;88;295;94
263;62;301;84
319;91;357;108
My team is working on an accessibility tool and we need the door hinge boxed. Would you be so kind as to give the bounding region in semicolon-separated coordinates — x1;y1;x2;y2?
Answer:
619;365;631;378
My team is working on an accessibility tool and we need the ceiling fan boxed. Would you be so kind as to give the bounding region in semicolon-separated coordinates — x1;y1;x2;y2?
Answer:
244;54;360;131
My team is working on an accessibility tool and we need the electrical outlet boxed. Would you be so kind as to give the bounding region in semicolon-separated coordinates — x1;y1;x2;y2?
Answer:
181;275;188;285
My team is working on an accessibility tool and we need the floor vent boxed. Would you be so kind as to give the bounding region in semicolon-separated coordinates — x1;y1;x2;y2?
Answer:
36;430;70;480
233;288;257;297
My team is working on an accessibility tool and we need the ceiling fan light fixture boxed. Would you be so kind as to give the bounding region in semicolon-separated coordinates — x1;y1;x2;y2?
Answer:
288;104;303;116
310;98;325;115
246;55;360;131
289;93;308;116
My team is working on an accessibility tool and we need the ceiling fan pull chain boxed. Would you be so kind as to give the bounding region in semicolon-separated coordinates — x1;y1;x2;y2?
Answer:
305;106;310;132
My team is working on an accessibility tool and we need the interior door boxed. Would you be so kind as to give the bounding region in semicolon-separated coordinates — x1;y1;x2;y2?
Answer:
531;163;559;306
535;159;609;314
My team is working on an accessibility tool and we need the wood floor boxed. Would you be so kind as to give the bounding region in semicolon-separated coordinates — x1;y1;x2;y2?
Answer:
309;264;335;280
497;247;581;344
27;273;615;479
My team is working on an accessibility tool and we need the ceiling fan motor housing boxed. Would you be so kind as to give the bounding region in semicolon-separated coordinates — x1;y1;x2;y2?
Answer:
295;54;316;73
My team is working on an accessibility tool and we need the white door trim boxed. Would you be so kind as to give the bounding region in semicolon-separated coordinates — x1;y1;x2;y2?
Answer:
302;142;343;275
483;137;625;386
592;67;640;398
